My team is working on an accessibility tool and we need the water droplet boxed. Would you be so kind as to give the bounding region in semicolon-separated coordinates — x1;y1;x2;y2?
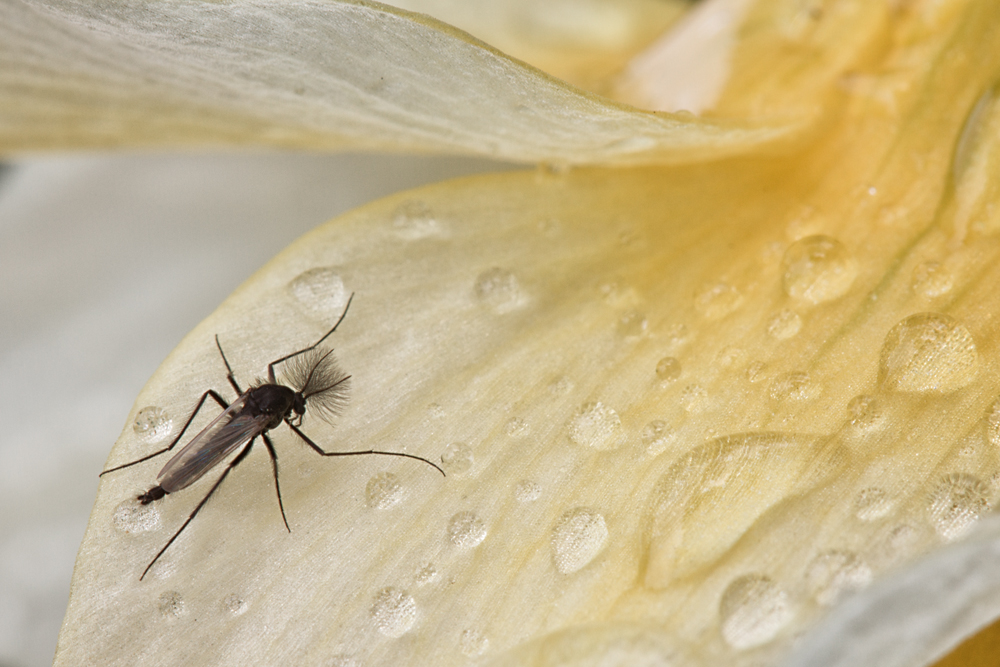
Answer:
769;372;820;401
617;310;647;339
223;593;248;615
663;324;691;350
847;395;882;429
474;268;525;312
366;472;403;509
133;406;172;442
655;357;681;383
988;399;1000;448
567;402;624;450
515;480;541;502
854;487;894;521
504;417;529;437
718;346;745;367
113;499;160;533
427;403;446;419
641;420;675;456
392;200;444;239
782;235;858;304
766;309;802;339
415;563;438;585
719;574;792;649
680;384;708;412
157;591;185;618
440;442;473;475
460;628;490;657
370;587;417;637
694;282;744;319
878;313;978;393
551;508;608;574
287;267;348;317
745;361;767;383
912;261;953;297
448;511;487;549
927;473;990;540
804;550;872;605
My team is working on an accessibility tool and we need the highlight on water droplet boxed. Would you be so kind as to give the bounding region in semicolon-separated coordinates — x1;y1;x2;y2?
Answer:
718;574;792;649
694;282;744;319
370;587;417;638
854;487;894;521
440;442;473;475
927;473;991;541
157;591;185;619
223;593;248;615
769;371;820;401
655;356;682;383
113;499;161;534
515;480;541;502
766;309;802;339
392;199;444;239
551;508;609;574
459;628;490;657
287;267;348;317
878;313;978;393
804;550;872;606
448;511;487;549
781;235;858;304
566;402;624;450
133;406;172;442
911;261;953;298
474;267;526;312
366;472;403;510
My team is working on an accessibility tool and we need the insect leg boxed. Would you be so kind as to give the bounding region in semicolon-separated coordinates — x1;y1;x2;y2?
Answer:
139;439;255;580
261;433;291;533
215;335;243;394
100;389;230;476
286;422;445;476
266;293;354;383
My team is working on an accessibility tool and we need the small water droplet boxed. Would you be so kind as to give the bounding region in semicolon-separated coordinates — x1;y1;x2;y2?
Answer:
655;357;682;383
157;591;185;618
745;361;767;383
415;563;438;585
427;403;446;419
515;480;541;502
804;550;872;605
392;200;444;239
567;402;624;450
663;324;691;350
680;384;708;412
718;346;745;368
719;574;792;649
223;593;248;615
448;511;487;548
549;376;574;396
766;309;802;339
782;235;858;304
641;420;675;456
551;508;608;574
854;487;894;521
987;399;1000;448
694;282;744;319
769;372;820;401
847;395;882;429
113;499;160;533
287;267;348;317
460;628;490;657
504;417;529;437
878;313;978;393
133;406;172;442
474;268;525;312
912;261;953;298
617;310;647;339
927;473;990;540
440;442;473;475
370;587;417;637
366;472;403;509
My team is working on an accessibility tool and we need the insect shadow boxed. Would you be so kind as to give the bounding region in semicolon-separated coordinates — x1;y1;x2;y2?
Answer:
102;294;445;579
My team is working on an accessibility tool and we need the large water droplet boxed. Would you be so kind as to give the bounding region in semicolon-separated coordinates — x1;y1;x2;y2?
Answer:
804;550;872;605
474;268;525;312
927;473;990;540
287;267;348;317
551;508;608;574
854;487;894;521
366;472;403;509
766;309;803;339
448;511;487;549
440;442;473;475
655;356;682;383
782;236;857;303
694;282;744;319
133;406;172;442
392;200;444;239
370;587;417;637
567;402;624;450
719;574;792;649
157;591;185;619
878;313;978;393
113;499;160;533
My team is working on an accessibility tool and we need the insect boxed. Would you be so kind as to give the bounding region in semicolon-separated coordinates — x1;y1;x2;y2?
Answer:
101;294;444;579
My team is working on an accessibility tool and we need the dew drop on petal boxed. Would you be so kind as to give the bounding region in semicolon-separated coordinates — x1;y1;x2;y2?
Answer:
366;472;403;509
460;628;490;657
878;313;978;393
415;563;438;586
223;593;248;615
719;574;792;649
515;480;541;502
287;267;348;317
617;310;648;339
694;282;744;319
551;508;608;574
769;372;820;401
912;261;953;298
504;417;530;437
986;399;1000;448
448;511;487;549
113;499;160;533
680;384;708;411
655;356;682;383
927;473;991;541
847;395;881;429
567;402;624;450
370;588;417;638
641;420;675;456
854;487;894;521
133;406;172;442
474;268;525;312
804;550;872;606
157;591;185;619
782;235;858;304
440;442;473;475
766;309;802;339
392;200;444;239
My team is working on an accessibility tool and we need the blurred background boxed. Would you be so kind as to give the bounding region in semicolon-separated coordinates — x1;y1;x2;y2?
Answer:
0;152;516;667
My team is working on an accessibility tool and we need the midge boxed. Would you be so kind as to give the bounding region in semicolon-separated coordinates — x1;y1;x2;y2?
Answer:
102;294;444;579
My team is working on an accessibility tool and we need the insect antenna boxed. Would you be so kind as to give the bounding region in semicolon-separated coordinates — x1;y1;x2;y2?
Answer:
282;347;351;421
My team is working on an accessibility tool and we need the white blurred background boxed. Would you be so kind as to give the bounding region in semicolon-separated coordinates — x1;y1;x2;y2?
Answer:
0;153;516;667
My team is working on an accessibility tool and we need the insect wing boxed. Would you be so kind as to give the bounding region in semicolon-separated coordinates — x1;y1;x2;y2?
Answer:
156;393;268;493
